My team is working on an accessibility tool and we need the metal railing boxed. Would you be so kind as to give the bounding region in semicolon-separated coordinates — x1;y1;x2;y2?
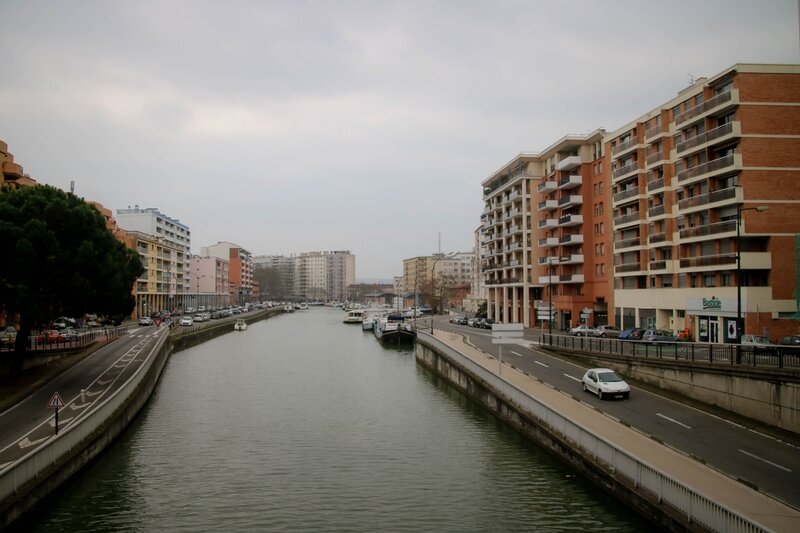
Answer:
418;333;772;532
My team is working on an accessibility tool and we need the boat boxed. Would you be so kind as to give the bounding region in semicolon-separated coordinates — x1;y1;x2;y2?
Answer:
234;319;247;331
362;313;377;331
296;303;309;311
343;309;365;324
283;304;294;312
374;313;415;344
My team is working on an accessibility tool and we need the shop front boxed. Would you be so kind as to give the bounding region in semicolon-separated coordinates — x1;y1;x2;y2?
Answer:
687;296;739;345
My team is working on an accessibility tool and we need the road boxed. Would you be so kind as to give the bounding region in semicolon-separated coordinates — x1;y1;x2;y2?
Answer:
0;326;167;470
431;317;800;510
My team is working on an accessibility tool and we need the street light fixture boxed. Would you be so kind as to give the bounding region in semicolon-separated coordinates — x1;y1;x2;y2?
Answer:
736;204;768;356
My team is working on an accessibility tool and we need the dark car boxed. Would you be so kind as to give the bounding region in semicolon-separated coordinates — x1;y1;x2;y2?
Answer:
619;327;645;340
642;329;678;343
479;318;494;329
778;335;800;346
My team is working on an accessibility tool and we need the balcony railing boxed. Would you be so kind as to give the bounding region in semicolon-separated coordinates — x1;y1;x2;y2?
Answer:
644;123;663;140
559;213;583;227
679;220;736;239
539;237;558;247
559;234;584;245
538;256;559;265
649;260;667;271
613;186;640;204
537;180;557;193
678;186;738;211
649;232;667;244
613;161;640;179
676;122;735;154
615;263;642;273
612;136;638;156
538;218;558;229
674;89;734;126
559;274;585;283
648;204;665;217
558;174;582;189
559;254;584;264
614;236;641;250
647;177;665;192
679;253;736;268
614;211;641;226
558;194;583;208
538;200;558;211
676;154;736;183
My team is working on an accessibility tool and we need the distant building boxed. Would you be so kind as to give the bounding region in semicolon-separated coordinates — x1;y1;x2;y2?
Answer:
202;241;254;304
0;139;37;190
294;250;355;301
252;255;296;300
190;255;231;309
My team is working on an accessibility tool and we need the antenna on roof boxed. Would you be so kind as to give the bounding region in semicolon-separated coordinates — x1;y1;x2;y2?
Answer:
688;73;696;85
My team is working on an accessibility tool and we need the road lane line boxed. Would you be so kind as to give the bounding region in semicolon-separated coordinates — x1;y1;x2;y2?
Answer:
511;351;524;357
739;449;792;472
564;374;581;383
656;413;692;430
534;361;549;368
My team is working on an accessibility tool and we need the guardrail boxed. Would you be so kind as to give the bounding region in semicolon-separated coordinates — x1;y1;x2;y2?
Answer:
0;329;168;507
417;332;771;533
544;334;800;369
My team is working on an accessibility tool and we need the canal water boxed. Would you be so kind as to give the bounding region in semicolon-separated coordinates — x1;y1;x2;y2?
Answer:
26;308;647;532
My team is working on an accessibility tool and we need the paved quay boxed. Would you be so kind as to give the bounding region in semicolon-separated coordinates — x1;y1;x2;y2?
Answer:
431;329;800;533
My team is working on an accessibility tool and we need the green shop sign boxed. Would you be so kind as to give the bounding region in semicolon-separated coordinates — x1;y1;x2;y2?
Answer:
702;297;722;310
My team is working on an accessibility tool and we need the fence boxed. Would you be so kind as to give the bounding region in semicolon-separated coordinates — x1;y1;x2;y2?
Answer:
417;332;771;533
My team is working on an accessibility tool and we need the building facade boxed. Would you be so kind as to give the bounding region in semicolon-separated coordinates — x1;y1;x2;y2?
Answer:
609;63;800;342
202;241;254;304
189;256;231;309
0;139;37;190
293;251;355;301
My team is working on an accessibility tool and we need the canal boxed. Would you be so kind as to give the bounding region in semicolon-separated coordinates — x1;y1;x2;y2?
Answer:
26;307;648;532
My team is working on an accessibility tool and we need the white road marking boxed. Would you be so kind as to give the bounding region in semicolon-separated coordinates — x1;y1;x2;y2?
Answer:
656;413;692;430
511;351;524;357
0;461;12;471
49;417;74;427
534;360;549;368
18;435;49;449
564;374;582;383
739;449;792;472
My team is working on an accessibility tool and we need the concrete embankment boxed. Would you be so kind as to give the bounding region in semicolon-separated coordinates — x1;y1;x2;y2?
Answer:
415;330;800;533
0;307;282;529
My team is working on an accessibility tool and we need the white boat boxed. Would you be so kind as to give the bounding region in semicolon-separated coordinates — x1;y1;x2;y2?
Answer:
343;309;365;324
362;315;376;331
296;303;309;310
283;304;294;312
234;319;247;331
374;314;415;344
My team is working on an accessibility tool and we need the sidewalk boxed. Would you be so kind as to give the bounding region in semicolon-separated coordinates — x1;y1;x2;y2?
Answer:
432;329;800;532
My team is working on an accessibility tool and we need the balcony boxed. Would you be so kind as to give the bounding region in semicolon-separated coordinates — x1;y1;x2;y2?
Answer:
537;180;558;193
613;211;641;227
538;237;559;248
648;260;674;273
558;174;582;190
677;186;739;213
538;275;556;284
648;232;670;245
506;207;520;219
615;262;642;274
505;225;522;236
538;218;558;229
613;186;640;205
679;254;736;269
537;199;558;212
559;274;585;283
559;234;584;245
506;242;521;252
645;123;664;140
556;155;582;171
614;236;641;250
559;254;584;264
612;161;641;181
538;256;559;265
508;191;520;202
679;220;736;240
645;151;664;167
559;213;583;227
676;154;740;184
558;194;583;209
674;89;738;127
2;161;23;177
647;177;665;192
612;136;639;157
648;204;666;218
676;121;739;155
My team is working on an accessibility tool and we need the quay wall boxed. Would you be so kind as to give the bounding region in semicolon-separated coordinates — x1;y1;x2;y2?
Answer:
0;307;281;529
415;332;771;533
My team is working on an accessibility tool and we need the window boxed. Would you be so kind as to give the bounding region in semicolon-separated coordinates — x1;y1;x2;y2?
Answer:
703;274;715;287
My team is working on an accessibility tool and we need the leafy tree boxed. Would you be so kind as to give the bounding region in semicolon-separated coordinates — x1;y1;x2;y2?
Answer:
253;265;281;300
0;185;143;372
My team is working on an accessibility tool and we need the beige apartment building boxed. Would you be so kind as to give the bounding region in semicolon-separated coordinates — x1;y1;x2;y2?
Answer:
481;130;612;329
0;139;37;190
609;63;800;343
190;256;231;309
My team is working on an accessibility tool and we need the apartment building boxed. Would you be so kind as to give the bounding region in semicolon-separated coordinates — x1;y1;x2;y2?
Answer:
0;139;37;190
189;256;231;309
401;255;443;305
116;206;191;303
294;251;356;301
480;130;611;328
202;241;254;304
609;63;800;342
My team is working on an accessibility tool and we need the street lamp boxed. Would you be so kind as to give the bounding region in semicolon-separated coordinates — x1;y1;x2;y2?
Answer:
548;259;553;336
736;205;768;354
431;254;442;334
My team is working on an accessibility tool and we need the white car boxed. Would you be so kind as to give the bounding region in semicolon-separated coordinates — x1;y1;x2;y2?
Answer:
180;316;194;327
581;368;630;400
138;316;153;326
570;325;596;337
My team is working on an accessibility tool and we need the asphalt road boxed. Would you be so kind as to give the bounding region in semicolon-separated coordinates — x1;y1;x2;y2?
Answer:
0;326;167;469
432;317;800;510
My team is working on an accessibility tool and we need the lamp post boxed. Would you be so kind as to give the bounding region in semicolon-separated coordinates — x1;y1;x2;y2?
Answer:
431;254;442;334
736;205;768;357
548;259;553;336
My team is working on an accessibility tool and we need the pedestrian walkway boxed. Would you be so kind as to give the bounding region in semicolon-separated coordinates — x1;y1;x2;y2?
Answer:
432;329;800;532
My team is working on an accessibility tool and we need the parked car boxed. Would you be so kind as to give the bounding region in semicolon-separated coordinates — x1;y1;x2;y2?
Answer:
193;313;206;322
138;316;154;326
594;325;621;338
0;330;17;347
36;329;65;344
449;315;464;324
60;328;80;341
778;335;800;346
740;334;778;354
570;325;596;337
478;318;494;329
619;327;645;340
468;318;481;327
581;368;630;400
180;316;194;327
642;329;678;343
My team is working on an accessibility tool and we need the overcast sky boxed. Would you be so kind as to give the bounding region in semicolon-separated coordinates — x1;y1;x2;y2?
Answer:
1;1;798;280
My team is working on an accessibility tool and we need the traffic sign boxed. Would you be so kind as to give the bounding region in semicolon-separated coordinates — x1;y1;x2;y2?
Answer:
47;391;65;409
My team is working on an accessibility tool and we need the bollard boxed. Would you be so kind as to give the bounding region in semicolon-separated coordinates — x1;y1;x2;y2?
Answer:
81;389;86;403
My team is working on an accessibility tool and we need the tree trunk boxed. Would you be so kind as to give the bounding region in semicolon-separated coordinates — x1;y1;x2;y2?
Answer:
10;322;31;376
